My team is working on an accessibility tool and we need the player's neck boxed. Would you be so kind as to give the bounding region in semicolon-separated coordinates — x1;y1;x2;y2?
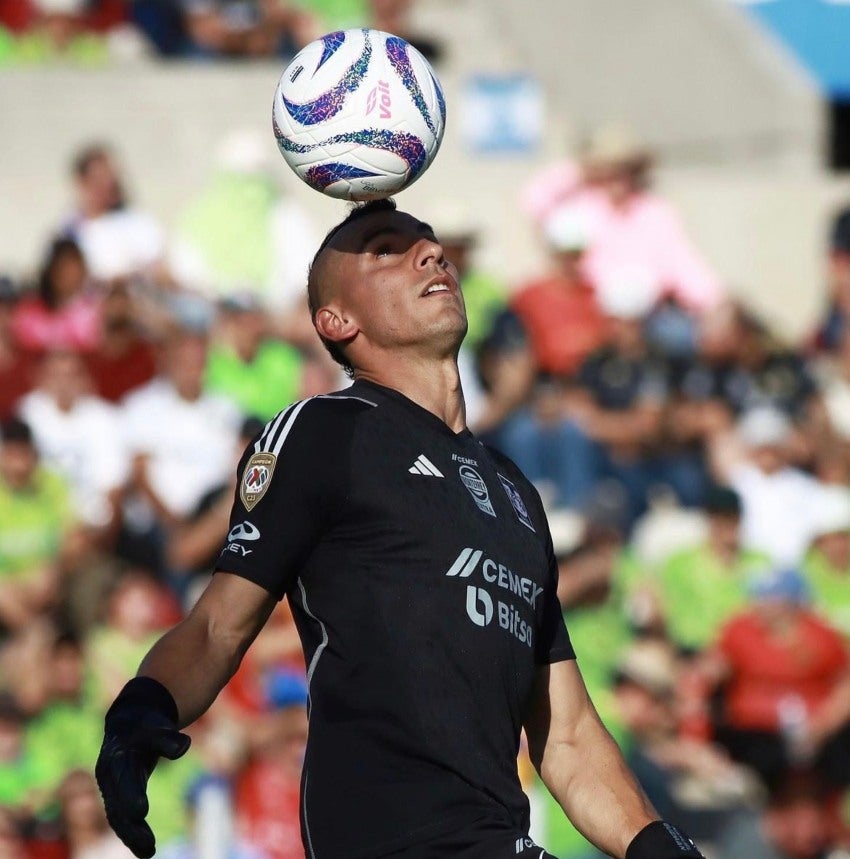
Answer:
356;357;467;433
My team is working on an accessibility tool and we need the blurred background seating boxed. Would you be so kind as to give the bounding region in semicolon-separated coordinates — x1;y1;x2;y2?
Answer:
4;2;850;857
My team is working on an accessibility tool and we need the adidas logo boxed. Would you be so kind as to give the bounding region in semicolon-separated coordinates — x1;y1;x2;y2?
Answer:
408;454;444;477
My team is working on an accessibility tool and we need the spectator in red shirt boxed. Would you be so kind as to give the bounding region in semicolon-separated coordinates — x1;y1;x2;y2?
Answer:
511;206;608;379
0;278;36;421
234;673;307;859
701;567;850;789
85;282;156;403
12;240;99;355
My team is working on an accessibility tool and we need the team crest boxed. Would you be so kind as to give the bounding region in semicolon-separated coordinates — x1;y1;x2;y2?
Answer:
498;473;535;532
240;452;276;511
458;464;496;517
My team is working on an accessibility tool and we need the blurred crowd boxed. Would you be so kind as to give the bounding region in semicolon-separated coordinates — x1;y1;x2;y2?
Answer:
2;125;850;859
0;0;440;64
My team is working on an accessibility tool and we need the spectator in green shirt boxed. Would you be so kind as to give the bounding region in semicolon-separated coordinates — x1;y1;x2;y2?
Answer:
26;632;103;796
542;490;639;859
802;485;850;639
555;487;646;735
0;418;74;633
205;294;307;422
656;486;769;652
0;693;54;814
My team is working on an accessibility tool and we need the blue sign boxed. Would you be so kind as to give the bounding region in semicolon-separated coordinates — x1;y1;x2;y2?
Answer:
460;74;543;154
743;0;850;99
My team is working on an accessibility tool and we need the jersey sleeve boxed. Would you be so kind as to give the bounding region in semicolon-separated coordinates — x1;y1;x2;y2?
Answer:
535;525;576;665
214;397;359;600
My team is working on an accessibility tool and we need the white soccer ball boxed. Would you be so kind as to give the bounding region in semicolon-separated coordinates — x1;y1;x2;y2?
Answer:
272;28;446;201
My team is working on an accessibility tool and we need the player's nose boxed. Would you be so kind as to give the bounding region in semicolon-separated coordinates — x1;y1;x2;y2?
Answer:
412;235;446;270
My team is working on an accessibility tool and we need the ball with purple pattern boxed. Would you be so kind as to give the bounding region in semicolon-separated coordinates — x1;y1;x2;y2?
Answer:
272;28;446;200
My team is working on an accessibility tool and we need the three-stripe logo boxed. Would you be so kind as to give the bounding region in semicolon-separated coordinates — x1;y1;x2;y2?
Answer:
409;454;444;477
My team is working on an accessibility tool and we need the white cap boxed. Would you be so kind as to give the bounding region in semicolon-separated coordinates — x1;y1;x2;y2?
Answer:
810;485;850;538
824;384;850;440
543;206;590;253
615;640;678;697
737;406;792;449
546;508;586;557
597;265;659;320
33;0;86;13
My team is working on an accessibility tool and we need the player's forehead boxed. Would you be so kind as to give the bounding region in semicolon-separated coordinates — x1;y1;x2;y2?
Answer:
326;208;435;254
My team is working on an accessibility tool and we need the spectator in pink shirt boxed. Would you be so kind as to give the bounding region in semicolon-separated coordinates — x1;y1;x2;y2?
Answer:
521;125;723;314
13;239;100;354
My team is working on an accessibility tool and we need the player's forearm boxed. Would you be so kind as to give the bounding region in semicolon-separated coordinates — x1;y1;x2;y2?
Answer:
535;705;657;858
136;574;277;726
136;612;245;727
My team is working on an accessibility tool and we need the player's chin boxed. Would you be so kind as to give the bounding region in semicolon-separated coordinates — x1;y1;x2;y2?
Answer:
428;311;468;347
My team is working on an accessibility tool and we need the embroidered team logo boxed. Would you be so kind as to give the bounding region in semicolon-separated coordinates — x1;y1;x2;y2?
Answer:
458;464;496;517
240;452;276;511
498;473;535;532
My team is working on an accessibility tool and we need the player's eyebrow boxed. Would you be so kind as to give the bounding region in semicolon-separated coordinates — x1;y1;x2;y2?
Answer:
358;221;436;251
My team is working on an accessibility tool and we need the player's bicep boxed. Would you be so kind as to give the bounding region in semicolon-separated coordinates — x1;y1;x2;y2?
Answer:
535;537;575;665
524;660;596;770
191;571;278;656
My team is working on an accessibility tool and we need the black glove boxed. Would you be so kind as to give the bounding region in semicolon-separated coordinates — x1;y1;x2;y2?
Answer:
626;821;705;859
95;677;191;859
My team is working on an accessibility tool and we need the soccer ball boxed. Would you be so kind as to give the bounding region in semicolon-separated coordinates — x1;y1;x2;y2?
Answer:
272;29;446;201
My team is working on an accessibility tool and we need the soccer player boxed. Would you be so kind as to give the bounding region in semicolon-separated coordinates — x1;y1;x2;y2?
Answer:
95;199;703;859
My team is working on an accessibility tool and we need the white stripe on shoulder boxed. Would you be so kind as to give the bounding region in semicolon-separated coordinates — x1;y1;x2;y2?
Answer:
255;393;375;456
254;401;298;454
315;393;377;407
269;397;313;458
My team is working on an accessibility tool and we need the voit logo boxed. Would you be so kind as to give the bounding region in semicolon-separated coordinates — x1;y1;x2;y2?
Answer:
366;80;392;119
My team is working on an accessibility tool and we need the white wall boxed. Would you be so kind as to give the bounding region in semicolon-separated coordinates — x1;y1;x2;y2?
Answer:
0;0;847;340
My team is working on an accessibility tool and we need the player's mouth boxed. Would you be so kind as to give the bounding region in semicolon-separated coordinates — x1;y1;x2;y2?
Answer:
420;275;456;297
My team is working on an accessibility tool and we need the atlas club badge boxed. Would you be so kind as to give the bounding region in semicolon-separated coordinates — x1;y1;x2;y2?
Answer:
241;452;276;511
498;473;535;532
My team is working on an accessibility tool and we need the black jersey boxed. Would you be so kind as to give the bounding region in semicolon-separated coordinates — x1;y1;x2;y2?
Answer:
214;379;574;859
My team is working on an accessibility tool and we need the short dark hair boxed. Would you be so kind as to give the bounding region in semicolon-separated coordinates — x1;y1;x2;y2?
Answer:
71;143;111;179
0;276;17;305
38;238;85;309
832;207;850;254
1;417;34;446
307;199;398;379
704;485;742;517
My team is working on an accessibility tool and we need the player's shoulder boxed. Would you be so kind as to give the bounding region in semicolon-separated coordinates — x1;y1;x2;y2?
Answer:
250;389;378;456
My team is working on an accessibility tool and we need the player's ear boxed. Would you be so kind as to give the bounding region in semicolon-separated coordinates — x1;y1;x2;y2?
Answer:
314;305;359;344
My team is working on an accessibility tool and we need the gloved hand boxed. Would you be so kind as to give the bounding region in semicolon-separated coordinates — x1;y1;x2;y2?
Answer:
95;677;191;859
626;821;705;859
